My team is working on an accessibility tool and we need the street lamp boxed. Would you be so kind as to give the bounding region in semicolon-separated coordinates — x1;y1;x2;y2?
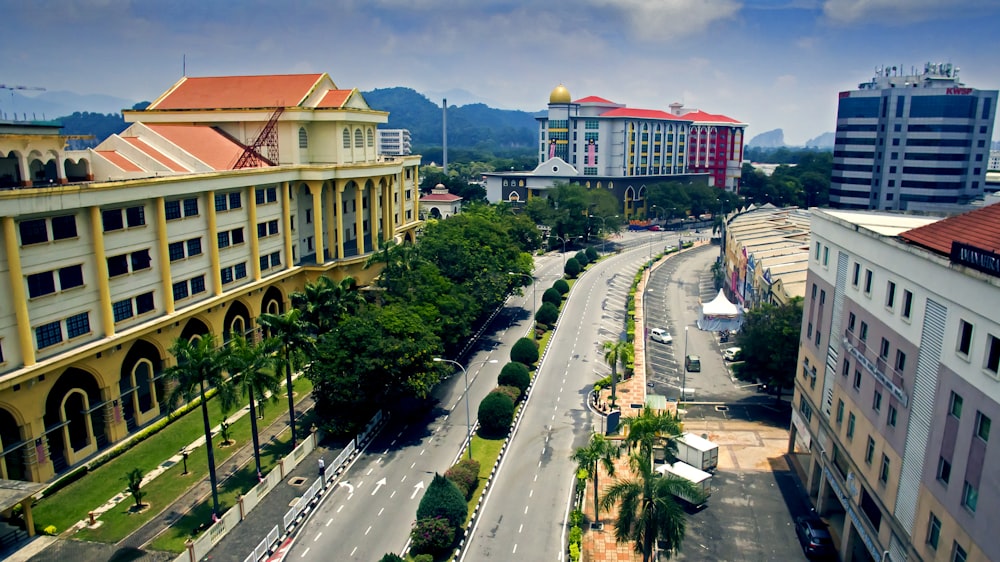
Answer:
508;272;536;337
554;235;570;267
682;326;689;403
433;357;499;459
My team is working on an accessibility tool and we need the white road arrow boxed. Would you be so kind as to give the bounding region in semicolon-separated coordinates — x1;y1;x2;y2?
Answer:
411;480;425;499
371;477;387;496
338;482;354;494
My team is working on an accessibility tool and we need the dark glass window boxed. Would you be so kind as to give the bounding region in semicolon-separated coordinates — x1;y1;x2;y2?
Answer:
259;255;269;271
983;98;992;120
268;220;278;235
231;228;244;245
256;188;265;205
183;198;199;217
172;280;189;301
165;200;182;220
65;312;90;338
190;275;206;294
257;223;267;238
168;241;185;261
910;95;976;118
270;251;280;266
135;292;154;315
187;238;202;256
35;321;63;349
221;267;234;284
112;299;133;322
19;219;48;245
27;271;56;298
215;193;227;211
234;262;247;279
59;265;84;290
229;192;241;209
838;96;880;118
218;231;230;248
126;206;145;227
107;255;129;277
102;209;124;232
130;250;152;271
51;215;77;240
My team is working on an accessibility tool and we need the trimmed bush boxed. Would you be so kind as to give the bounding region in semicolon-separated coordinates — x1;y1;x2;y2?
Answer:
416;473;468;529
511;337;539;365
478;391;515;437
412;555;434;562
564;258;581;278
496;384;522;404
410;516;455;555
444;458;481;499
498;362;530;394
535;302;559;327
585;246;598;261
379;554;405;562
574;251;589;266
553;278;570;295
542;287;562;307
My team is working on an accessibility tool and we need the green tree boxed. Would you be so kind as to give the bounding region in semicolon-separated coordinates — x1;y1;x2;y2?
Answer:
444;458;481;499
602;339;633;408
291;275;363;335
379;553;405;562
164;334;237;518
553;278;570;295
542;287;563;307
409;516;455;555
574;251;590;267
498;362;530;394
416;473;468;529
620;406;683;468
571;433;620;525
735;298;803;403
564;258;581;278
257;309;314;448
478;391;515;437
535;302;559;327
601;452;704;561
124;468;146;510
510;337;539;366
226;335;280;479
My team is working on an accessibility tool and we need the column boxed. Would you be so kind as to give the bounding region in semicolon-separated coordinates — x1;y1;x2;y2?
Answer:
335;181;346;260
88;207;115;335
248;186;261;280
411;166;419;224
324;180;337;260
2;216;35;366
105;387;129;443
55;153;67;185
383;177;394;239
152;199;174;314
354;182;365;256
308;181;325;263
280;182;293;270
17;154;31;187
206;191;223;296
369;180;380;250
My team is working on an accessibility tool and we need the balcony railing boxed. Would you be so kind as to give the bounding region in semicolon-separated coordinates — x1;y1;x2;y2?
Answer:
842;329;909;407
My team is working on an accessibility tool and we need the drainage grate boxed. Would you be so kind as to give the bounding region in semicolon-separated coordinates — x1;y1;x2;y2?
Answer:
289;476;307;486
715;405;729;412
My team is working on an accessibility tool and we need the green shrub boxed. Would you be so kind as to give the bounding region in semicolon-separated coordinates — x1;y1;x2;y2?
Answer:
574;251;589;266
595;375;612;388
478;392;515;437
569;541;581;562
496;384;522;404
553;278;570;295
416;473;468;530
498;362;530;393
511;337;539;366
535;302;559;327
585;246;598;261
564;258;581;278
444;458;481;499
379;554;405;562
412;555;434;562
43;525;57;536
409;516;455;555
570;509;583;527
569;525;582;545
542;287;562;307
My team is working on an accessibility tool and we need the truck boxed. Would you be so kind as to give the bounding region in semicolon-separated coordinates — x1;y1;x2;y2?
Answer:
656;461;712;506
676;432;719;471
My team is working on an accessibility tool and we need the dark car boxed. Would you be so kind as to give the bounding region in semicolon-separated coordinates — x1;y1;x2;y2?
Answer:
794;516;836;559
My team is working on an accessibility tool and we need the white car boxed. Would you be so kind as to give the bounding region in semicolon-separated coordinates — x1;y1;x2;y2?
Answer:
650;328;673;344
723;347;742;361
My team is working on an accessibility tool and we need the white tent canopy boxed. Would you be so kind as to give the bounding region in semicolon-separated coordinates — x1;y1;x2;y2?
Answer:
697;289;743;331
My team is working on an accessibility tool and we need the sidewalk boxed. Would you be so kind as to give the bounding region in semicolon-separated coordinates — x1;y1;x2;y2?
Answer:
13;392;316;562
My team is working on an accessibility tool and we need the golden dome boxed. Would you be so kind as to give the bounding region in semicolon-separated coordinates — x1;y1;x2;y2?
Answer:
549;84;571;104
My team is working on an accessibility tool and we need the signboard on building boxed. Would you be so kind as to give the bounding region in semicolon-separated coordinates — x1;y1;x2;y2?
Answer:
951;241;1000;278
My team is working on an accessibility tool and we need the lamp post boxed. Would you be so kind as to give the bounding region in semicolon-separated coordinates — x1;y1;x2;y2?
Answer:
180;448;189;475
682;326;689;403
433;357;498;459
554;235;569;268
508;272;536;337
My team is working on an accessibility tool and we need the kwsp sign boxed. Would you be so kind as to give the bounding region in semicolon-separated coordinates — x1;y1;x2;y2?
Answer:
947;87;973;95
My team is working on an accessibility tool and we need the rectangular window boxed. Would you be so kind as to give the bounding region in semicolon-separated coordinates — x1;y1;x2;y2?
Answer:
35;321;63;349
266;186;277;202
259;255;269;271
847;412;856;439
937;457;951;484
873;390;882;412
172;280;189;301
880;338;890;359
51;215;77;240
865;436;875;464
221;266;234;285
234;262;247;279
126;205;145;227
112;299;134;322
257;223;267;238
836;399;844;424
231;228;244;245
902;290;913;319
256;188;266;205
886;281;896;308
842;358;850;377
165;200;182;220
214;193;227;212
229;191;241;209
864;269;873;294
269;251;280;267
814;241;821;261
65;312;90;338
135;292;154;315
958;320;974;355
879;454;890;483
183;198;199;217
130;250;152;272
860;321;869;342
187;238;202;256
975;411;991;442
59;265;84;290
822;246;829;266
986;334;1000;374
27;271;56;298
102;208;124;232
848;312;856;332
953;542;968;562
19;219;49;245
950;392;963;419
895;350;906;372
168;241;185;261
852;262;861;286
190;275;206;294
888;404;897;427
107;255;129;277
962;481;978;512
927;513;941;549
854;370;862;390
268;220;279;235
218;231;230;248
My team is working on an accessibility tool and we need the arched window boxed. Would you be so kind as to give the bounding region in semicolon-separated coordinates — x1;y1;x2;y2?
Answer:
343;128;351;148
133;359;156;414
354;129;363;148
367;128;375;147
298;127;308;149
266;300;280;315
231;316;246;339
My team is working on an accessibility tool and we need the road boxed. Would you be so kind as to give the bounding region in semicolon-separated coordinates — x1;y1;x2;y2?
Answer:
285;253;568;561
462;230;680;561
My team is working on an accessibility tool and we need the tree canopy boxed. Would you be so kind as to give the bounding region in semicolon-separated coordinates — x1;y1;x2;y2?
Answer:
735;298;804;401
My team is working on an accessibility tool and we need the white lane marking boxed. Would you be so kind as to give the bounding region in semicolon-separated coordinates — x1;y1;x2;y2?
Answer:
365;525;373;535
401;475;407;482
513;544;518;554
390;490;397;498
366;468;374;475
420;449;425;456
529;489;534;498
410;462;416;469
378;507;385;516
351;547;357;556
300;548;309;557
534;474;538;482
519;523;523;533
524;505;529;514
314;532;322;542
326;518;333;527
337;505;344;513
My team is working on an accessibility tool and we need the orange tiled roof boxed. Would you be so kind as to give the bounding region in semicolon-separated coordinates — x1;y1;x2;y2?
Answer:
600;107;686;120
900;203;1000;256
575;96;615;104
146;124;249;171
96;150;142;172
317;89;354;108
149;74;325;110
681;109;743;124
121;137;188;172
421;193;462;202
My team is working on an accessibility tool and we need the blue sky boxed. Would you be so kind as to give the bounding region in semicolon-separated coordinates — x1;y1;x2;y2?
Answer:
4;0;1000;145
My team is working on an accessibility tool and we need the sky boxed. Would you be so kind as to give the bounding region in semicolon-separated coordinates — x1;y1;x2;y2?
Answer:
4;0;1000;145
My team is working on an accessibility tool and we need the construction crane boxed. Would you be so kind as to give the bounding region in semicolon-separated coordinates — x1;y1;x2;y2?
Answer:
0;84;46;93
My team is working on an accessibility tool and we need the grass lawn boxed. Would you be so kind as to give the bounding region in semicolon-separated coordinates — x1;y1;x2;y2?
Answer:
36;377;311;542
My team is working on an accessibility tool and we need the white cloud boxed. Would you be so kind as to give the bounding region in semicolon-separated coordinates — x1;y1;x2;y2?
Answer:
589;0;742;41
821;0;991;25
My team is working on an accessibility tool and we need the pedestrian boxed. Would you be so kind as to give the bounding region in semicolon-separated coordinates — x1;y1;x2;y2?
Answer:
318;458;326;479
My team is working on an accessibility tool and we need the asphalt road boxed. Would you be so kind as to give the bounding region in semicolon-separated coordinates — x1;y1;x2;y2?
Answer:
462;231;678;561
285;253;568;561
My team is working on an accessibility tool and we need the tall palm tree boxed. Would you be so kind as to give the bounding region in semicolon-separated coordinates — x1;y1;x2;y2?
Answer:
571;432;620;525
226;334;280;479
620;406;683;468
602;339;633;408
292;275;362;334
164;334;236;519
257;309;313;448
601;452;704;561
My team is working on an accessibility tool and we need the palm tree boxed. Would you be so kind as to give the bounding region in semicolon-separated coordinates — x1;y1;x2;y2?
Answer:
600;452;704;561
620;406;683;468
571;432;620;526
292;275;362;334
226;334;281;479
257;309;313;448
164;334;236;519
602;339;633;409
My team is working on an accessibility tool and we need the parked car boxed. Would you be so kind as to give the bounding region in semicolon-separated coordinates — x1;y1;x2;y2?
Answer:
649;225;663;231
650;328;673;344
794;515;836;559
685;354;701;372
723;347;742;361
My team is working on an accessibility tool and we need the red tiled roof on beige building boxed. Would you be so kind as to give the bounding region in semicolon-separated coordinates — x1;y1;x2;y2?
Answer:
148;74;326;110
900;203;1000;256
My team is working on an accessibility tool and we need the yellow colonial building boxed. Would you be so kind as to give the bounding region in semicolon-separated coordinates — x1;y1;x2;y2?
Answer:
0;73;421;482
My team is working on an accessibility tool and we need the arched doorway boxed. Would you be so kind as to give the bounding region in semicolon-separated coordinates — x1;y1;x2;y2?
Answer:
63;157;90;182
179;317;210;342
223;300;252;344
44;368;105;473
119;339;164;431
0;150;24;189
0;407;28;481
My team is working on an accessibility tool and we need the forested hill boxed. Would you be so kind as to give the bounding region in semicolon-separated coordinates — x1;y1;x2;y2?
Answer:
363;87;538;151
